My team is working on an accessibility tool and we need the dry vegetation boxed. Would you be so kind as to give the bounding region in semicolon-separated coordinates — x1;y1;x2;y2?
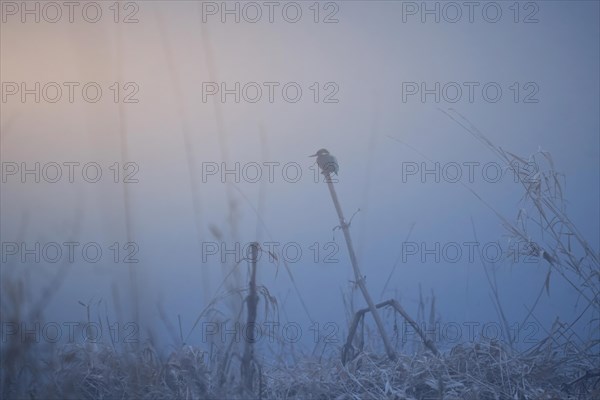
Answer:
2;114;598;399
1;330;598;399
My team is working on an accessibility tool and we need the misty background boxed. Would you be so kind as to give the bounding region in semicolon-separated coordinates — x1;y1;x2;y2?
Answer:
1;1;598;355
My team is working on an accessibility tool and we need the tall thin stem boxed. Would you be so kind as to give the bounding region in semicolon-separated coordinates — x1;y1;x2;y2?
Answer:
324;173;396;360
242;243;259;393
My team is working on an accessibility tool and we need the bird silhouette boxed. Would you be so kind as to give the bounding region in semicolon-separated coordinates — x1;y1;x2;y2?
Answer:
310;148;338;175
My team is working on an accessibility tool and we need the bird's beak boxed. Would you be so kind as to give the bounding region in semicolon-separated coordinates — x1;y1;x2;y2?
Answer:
309;153;317;157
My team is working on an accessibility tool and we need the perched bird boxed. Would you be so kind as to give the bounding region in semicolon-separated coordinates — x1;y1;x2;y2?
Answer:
310;148;339;175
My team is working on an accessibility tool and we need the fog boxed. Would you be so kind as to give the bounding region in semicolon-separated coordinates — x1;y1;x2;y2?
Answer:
1;1;599;398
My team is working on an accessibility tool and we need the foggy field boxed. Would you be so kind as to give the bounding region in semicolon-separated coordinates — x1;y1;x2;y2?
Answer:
1;1;599;399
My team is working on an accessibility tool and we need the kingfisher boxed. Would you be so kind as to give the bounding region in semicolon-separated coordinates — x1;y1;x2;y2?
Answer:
310;148;339;175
